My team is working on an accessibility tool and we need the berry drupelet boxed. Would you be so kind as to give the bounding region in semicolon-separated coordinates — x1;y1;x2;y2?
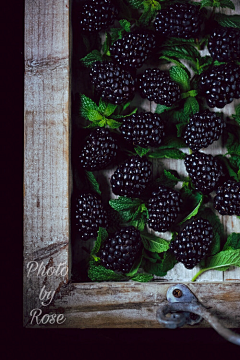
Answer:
100;226;142;273
110;156;152;197
154;2;203;39
138;68;181;106
109;31;156;70
170;218;213;269
147;185;182;232
75;193;108;240
208;26;240;62
79;127;118;171
90;61;136;105
183;110;225;151
214;180;240;216
120;112;165;148
184;152;224;194
79;0;118;32
199;62;240;108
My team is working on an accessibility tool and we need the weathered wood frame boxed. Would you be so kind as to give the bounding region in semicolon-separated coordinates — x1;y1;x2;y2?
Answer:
24;0;240;328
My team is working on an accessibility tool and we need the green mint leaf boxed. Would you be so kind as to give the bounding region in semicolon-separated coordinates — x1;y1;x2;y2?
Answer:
184;97;199;116
112;107;138;119
218;0;235;9
226;130;240;156
98;98;107;114
164;169;181;183
109;197;142;212
143;251;177;277
148;148;187;160
214;14;240;28
134;146;150;157
223;233;240;251
85;171;102;195
169;66;190;92
159;55;187;70
155;104;175;114
102;33;111;55
199;56;214;73
141;232;169;253
159;135;187;150
130;273;154;282
178;193;203;225
106;119;122;128
80;94;98;119
88;261;127;281
192;249;240;281
119;19;131;32
161;44;200;64
91;227;108;255
80;50;103;67
87;109;103;122
228;155;240;173
110;28;125;43
153;169;181;189
103;103;118;116
177;123;187;137
200;0;214;8
217;155;238;181
126;254;143;277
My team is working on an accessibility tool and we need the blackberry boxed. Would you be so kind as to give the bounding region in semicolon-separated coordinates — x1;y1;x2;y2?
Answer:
79;127;118;171
214;180;240;216
147;186;182;232
184;152;224;194
120;112;165;148
199;62;240;108
100;226;142;273
79;0;118;32
90;61;135;105
154;2;203;39
138;68;181;106
109;31;156;70
110;156;152;197
208;27;240;62
183;110;225;151
170;218;213;269
75;193;108;240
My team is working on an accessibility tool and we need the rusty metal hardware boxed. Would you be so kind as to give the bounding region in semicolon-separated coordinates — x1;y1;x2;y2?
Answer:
156;284;240;346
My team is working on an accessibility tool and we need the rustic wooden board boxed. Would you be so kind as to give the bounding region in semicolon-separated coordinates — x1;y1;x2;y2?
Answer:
23;0;70;326
24;0;240;329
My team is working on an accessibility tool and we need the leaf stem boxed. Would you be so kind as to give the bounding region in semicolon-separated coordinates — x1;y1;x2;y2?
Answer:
191;268;206;281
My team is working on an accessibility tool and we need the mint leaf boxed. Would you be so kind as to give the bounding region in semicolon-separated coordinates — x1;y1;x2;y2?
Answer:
184;97;199;116
88;261;127;281
192;249;240;281
218;0;235;9
179;193;203;225
126;254;143;277
200;0;214;8
140;232;169;253
130;273;153;282
126;0;144;9
161;44;200;64
155;104;174;114
158;136;187;150
217;155;239;181
80;94;99;120
223;233;240;251
119;19;131;32
91;227;108;256
143;251;177;277
176;122;187;137
109;197;142;212
134;146;150;157
214;14;240;28
148;148;187;159
85;171;101;195
169;66;190;92
80;50;102;67
103;103;118;117
106;119;122;128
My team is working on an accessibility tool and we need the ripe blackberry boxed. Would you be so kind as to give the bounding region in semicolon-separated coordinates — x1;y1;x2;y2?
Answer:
120;112;165;148
199;62;240;108
100;226;142;273
75;193;108;240
109;31;156;70
170;218;213;269
208;27;240;62
79;127;118;171
90;61;135;105
183;110;225;151
214;180;240;216
138;68;181;106
184;152;224;194
154;2;203;39
147;186;182;232
79;0;118;32
110;156;152;197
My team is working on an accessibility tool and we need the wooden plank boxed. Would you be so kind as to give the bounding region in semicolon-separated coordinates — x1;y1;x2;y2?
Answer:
23;0;70;326
26;282;240;328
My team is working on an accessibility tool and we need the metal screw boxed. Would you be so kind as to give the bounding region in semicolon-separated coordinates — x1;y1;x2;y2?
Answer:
173;289;182;298
190;313;199;321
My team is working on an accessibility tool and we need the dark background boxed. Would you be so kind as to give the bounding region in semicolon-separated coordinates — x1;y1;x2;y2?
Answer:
4;0;240;357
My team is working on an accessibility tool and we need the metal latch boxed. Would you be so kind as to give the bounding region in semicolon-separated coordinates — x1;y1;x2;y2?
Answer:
156;284;240;346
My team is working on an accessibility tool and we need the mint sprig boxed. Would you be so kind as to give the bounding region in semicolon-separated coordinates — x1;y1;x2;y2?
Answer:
85;171;102;195
201;0;235;9
140;231;170;253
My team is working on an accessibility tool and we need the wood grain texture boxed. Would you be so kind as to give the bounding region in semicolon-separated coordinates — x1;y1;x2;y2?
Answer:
24;0;70;326
27;282;240;328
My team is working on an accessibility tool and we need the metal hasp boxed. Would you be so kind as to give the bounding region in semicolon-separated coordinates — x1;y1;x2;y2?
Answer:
156;284;240;346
